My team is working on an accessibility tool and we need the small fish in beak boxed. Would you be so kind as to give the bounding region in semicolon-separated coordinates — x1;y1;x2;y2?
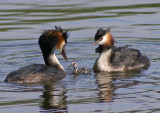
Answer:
61;45;68;62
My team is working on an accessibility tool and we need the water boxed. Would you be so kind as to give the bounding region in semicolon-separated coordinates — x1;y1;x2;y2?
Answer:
0;0;160;112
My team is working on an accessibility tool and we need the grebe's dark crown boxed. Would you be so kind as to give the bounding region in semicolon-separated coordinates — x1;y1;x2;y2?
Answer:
55;26;69;43
95;28;110;41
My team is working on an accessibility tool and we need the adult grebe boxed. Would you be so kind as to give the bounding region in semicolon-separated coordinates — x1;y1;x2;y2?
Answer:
91;28;150;72
4;26;69;84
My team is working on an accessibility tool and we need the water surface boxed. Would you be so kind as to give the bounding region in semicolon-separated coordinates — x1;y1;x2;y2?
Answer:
0;0;160;113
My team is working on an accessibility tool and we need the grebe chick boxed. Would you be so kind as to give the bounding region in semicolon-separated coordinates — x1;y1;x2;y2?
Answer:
92;28;150;72
4;26;69;84
69;61;91;75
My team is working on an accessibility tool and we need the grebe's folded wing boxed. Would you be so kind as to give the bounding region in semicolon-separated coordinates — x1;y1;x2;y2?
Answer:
110;47;141;66
5;64;65;83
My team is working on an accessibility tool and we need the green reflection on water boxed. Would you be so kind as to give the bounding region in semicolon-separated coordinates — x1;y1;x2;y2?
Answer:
0;3;159;13
0;99;41;106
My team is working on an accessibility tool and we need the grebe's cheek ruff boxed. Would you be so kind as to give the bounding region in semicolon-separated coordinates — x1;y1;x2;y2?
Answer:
98;33;114;49
4;26;69;84
92;28;150;72
56;30;68;61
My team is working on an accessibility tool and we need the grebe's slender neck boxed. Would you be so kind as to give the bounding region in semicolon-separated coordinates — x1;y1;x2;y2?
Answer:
49;53;64;71
94;46;113;72
98;48;112;71
42;50;64;71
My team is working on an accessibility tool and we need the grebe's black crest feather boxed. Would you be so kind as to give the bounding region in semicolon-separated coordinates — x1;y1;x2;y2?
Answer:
95;28;111;41
39;31;57;54
55;26;69;43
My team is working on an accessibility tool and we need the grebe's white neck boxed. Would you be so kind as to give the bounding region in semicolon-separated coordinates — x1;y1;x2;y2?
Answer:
94;48;113;72
49;53;64;71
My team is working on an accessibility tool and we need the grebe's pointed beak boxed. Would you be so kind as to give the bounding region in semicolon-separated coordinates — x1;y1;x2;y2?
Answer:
90;37;103;46
61;45;68;62
91;41;99;46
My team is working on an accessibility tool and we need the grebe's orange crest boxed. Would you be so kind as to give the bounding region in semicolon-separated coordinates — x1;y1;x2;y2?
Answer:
55;26;68;50
104;32;114;48
55;26;69;61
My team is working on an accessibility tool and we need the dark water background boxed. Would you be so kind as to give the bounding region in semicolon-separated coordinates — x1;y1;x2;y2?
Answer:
0;0;160;113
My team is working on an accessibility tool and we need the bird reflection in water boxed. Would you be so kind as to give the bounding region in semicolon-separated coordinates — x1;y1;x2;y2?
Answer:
40;83;67;113
96;72;114;102
96;71;140;102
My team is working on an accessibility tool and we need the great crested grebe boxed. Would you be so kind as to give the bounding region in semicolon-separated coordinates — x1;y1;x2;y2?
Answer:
4;26;69;84
92;28;150;72
68;61;91;75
